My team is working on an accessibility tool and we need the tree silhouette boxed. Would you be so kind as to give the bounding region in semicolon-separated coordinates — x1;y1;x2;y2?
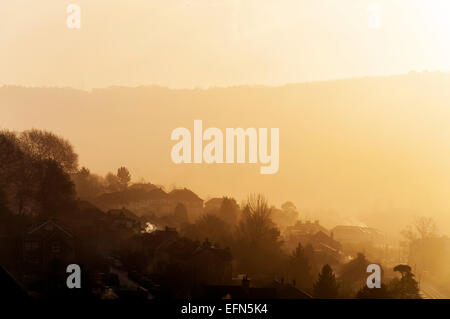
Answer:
218;197;240;226
117;166;131;190
234;194;284;275
36;159;75;217
313;264;339;298
278;201;299;226
71;167;105;199
402;217;437;242
289;242;313;291
393;264;411;278
0;131;75;217
182;213;232;248
390;264;421;299
18;129;78;173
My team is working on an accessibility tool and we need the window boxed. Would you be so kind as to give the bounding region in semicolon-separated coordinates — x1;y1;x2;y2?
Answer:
51;242;61;253
25;241;39;251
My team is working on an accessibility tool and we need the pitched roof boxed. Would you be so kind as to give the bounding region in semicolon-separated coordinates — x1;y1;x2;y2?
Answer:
94;187;204;207
331;225;383;238
269;281;313;299
128;183;158;192
147;188;169;200
107;208;139;220
95;188;152;206
286;220;329;236
191;245;232;261
169;188;203;202
27;219;73;239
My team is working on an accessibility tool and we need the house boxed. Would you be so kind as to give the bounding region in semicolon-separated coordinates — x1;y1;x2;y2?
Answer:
284;220;343;265
93;187;204;222
297;231;343;263
268;280;312;299
330;225;385;245
135;227;232;288
308;231;342;251
284;220;341;252
106;208;142;233
188;240;232;285
23;220;75;276
285;220;330;236
167;188;204;220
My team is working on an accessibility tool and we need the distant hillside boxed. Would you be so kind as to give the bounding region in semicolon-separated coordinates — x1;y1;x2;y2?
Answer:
2;72;450;233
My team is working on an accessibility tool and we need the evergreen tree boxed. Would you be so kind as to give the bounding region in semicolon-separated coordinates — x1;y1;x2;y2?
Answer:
389;266;421;299
313;264;339;298
117;166;131;190
289;242;313;291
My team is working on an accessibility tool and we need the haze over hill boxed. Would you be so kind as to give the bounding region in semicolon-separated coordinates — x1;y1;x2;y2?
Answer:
2;72;450;234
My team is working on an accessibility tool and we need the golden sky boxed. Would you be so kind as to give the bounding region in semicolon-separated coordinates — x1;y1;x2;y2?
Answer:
1;0;450;89
2;1;450;234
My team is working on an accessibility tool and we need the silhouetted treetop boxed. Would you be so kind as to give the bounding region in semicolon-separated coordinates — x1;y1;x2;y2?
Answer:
313;264;339;299
18;129;79;173
117;166;131;190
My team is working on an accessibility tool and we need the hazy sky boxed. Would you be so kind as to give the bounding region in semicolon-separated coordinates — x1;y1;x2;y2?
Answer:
3;1;450;233
1;0;450;89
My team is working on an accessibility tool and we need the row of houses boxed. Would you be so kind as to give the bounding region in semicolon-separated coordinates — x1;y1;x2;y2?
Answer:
132;227;233;290
284;220;387;264
93;187;204;221
17;218;234;298
92;185;242;227
20;209;387;278
8;213;387;299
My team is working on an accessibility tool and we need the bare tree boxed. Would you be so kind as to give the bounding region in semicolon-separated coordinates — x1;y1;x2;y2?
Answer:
402;216;438;242
238;194;274;243
414;217;437;239
234;194;284;275
18;129;79;173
